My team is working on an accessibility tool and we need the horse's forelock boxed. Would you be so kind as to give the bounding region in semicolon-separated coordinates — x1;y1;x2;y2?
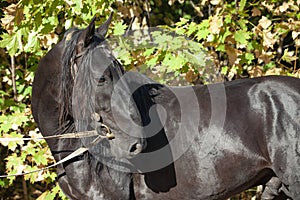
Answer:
58;28;126;132
71;45;124;132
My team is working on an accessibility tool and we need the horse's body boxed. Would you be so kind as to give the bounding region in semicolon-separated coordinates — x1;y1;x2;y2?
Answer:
132;75;300;199
32;15;300;200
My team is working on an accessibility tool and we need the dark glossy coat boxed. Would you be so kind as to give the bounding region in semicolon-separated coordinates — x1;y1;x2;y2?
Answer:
32;16;300;200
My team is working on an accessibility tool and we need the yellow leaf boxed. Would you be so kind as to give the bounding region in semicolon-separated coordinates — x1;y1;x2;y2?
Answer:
265;68;282;76
209;15;223;35
64;0;74;6
1;15;14;27
11;124;18;130
262;2;274;11
16;164;26;175
259;16;272;29
39;33;59;49
292;31;300;40
1;4;19;34
168;0;176;6
257;50;273;64
262;31;276;49
37;191;48;200
248;66;263;78
129;6;142;17
210;0;221;5
279;2;290;13
295;39;300;47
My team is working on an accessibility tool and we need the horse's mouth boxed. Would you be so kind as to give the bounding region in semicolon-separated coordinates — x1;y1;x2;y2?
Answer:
129;143;144;156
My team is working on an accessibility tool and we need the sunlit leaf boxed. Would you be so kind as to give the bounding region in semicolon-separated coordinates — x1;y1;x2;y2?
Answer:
221;66;229;75
113;22;127;36
0;33;18;56
33;149;49;165
282;49;297;63
24;31;38;52
259;16;272;29
176;17;189;27
195;29;210;41
239;0;246;12
234;30;251;45
209;15;223;35
262;31;276;49
143;48;155;57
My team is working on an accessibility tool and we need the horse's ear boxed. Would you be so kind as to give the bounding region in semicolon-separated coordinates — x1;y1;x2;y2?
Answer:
77;17;96;53
96;12;113;37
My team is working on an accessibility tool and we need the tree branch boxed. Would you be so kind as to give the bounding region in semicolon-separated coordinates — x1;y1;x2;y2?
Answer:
10;55;17;102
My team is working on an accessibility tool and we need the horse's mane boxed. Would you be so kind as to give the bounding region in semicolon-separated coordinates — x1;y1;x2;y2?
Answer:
58;28;81;126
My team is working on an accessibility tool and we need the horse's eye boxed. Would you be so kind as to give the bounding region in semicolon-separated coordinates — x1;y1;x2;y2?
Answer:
98;76;106;85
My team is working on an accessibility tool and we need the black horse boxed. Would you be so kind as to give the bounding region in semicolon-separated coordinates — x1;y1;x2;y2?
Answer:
32;14;300;199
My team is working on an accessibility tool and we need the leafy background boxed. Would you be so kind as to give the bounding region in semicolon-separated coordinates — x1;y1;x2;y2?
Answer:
0;0;299;199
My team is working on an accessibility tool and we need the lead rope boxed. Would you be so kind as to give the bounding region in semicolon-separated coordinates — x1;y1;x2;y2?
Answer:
0;147;88;178
0;130;98;142
0;123;115;178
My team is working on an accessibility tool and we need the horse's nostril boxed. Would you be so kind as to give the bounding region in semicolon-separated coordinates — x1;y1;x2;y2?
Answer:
129;143;143;155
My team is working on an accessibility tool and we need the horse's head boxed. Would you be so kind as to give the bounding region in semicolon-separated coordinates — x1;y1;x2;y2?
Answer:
57;14;147;161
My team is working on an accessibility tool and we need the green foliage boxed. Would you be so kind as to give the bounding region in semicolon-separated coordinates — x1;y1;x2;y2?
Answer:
174;0;300;80
0;0;113;56
110;28;212;85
